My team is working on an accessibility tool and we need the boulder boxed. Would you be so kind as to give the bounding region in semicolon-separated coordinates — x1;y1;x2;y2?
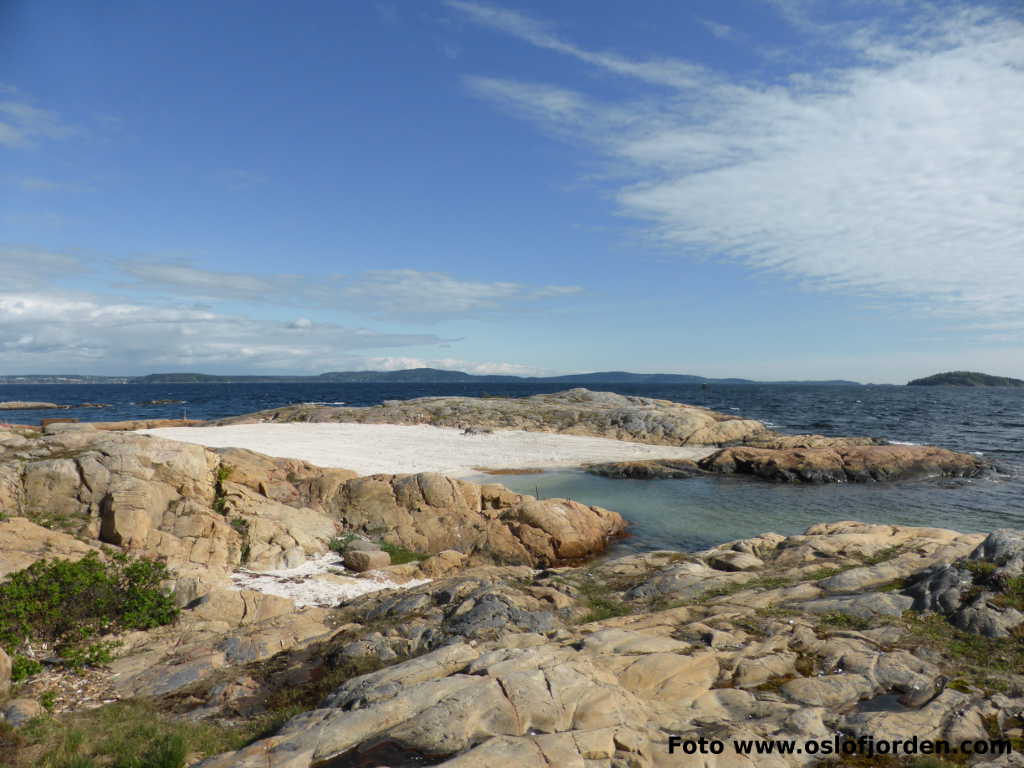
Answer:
0;517;99;579
1;699;43;727
332;472;625;567
0;647;10;698
780;673;874;708
0;429;343;577
345;550;391;572
706;550;764;572
214;447;357;513
419;550;469;577
342;537;381;552
905;529;1024;638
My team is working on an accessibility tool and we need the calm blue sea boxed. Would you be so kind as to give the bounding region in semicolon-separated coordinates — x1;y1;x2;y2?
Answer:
2;382;1021;552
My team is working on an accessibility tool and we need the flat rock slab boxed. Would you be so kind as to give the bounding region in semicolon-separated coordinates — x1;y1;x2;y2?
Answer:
700;443;986;483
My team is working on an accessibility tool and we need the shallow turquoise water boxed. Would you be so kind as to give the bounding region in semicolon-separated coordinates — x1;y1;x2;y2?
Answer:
487;470;1018;554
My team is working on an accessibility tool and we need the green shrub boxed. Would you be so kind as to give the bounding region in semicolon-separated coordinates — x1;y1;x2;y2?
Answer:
0;552;178;672
819;612;873;630
57;641;118;671
39;691;57;713
378;542;428;565
11;655;42;682
329;535;355;553
212;464;234;515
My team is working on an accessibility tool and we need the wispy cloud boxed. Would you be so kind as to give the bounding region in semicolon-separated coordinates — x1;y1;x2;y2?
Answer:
19;177;81;192
454;1;1024;328
444;0;709;88
119;261;583;319
0;99;76;148
698;19;740;42
0;246;85;290
341;269;581;317
119;261;312;302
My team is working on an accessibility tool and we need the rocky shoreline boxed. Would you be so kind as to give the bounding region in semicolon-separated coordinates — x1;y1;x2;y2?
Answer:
588;437;986;484
0;390;1018;767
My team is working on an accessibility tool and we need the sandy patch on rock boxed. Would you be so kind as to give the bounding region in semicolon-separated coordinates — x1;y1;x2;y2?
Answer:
139;423;713;477
230;552;430;608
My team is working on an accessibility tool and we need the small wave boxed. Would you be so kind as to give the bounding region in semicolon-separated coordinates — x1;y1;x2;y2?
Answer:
299;401;347;406
889;440;920;446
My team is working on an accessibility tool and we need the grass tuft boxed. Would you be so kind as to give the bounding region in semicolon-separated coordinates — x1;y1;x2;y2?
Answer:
0;701;249;768
378;543;428;565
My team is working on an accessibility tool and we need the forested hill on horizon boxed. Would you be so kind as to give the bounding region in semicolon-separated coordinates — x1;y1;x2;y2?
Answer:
907;371;1024;387
0;369;862;386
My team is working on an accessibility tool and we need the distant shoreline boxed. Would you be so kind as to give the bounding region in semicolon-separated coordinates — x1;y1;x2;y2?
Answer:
0;367;863;386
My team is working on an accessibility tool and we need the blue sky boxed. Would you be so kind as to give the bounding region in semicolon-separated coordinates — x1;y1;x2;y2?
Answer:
2;0;1022;382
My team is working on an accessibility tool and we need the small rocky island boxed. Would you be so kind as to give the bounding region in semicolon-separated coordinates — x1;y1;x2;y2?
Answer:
0;390;1015;766
220;388;988;483
909;371;1024;387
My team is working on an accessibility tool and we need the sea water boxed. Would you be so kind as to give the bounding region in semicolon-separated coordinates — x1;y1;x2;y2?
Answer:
2;381;1020;552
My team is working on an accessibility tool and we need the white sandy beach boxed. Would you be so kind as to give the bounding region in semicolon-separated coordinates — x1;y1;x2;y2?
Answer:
139;422;713;476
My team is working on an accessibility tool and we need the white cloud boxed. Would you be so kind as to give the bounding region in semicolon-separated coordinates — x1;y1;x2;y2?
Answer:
363;356;548;376
0;291;453;373
0;100;75;148
0;252;555;373
456;1;1024;328
0;246;575;373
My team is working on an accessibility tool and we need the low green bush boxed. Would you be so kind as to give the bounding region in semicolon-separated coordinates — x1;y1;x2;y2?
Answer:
0;551;179;672
10;655;42;682
378;542;428;565
212;464;234;515
328;535;354;553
